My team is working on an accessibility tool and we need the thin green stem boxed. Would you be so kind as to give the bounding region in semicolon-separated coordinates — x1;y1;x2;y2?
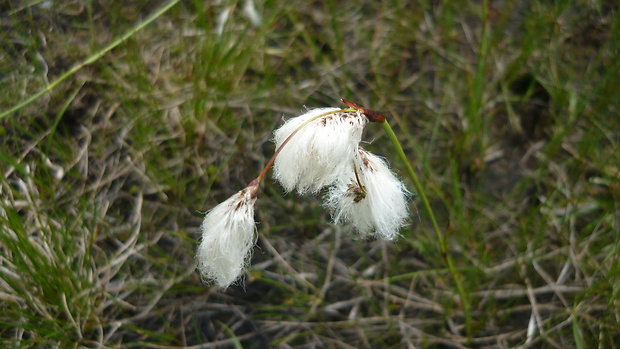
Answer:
0;0;182;120
381;120;473;337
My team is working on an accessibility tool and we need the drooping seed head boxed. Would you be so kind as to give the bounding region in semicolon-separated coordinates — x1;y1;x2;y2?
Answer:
196;183;259;289
272;108;368;195
324;148;410;240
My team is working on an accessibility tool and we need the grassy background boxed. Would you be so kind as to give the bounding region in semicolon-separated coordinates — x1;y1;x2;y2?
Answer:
1;0;619;347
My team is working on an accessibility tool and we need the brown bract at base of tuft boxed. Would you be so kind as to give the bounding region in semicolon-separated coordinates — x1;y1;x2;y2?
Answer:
341;99;386;123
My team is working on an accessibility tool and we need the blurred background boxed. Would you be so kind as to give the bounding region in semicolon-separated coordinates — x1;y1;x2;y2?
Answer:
1;0;618;347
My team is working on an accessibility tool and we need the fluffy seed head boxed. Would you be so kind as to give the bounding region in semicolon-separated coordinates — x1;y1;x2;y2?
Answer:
324;148;410;240
272;108;368;194
196;184;258;289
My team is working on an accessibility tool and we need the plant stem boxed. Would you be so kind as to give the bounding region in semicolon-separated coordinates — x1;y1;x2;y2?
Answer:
0;0;182;120
381;120;473;337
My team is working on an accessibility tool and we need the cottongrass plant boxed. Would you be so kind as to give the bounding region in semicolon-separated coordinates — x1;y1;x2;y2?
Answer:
324;147;410;240
272;107;368;194
196;181;259;288
197;100;411;289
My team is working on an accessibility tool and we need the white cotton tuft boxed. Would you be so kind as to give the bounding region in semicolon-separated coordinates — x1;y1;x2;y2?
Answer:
324;148;410;240
243;0;262;27
272;108;368;195
196;185;258;289
215;7;231;36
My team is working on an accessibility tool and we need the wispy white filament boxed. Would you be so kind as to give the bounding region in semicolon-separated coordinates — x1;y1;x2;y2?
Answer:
215;7;231;36
273;108;368;194
197;185;258;288
243;0;262;26
324;148;410;240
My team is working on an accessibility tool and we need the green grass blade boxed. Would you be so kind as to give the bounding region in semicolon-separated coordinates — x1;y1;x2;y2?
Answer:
0;0;181;120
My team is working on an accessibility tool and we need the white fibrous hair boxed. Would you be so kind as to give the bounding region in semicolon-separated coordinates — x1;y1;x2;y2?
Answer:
196;185;258;289
272;108;368;195
324;148;410;240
